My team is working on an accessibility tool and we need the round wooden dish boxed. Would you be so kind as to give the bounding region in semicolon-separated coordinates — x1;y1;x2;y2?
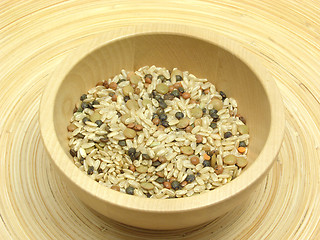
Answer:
39;25;284;229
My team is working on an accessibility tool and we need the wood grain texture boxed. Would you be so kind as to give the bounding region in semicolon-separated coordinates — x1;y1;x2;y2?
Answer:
0;0;319;238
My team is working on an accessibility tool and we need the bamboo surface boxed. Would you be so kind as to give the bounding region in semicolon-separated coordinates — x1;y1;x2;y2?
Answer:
0;0;320;239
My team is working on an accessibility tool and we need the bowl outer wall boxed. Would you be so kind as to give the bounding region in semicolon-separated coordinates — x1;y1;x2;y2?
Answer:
39;24;285;229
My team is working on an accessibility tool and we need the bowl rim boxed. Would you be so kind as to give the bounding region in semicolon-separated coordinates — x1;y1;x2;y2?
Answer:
40;23;285;212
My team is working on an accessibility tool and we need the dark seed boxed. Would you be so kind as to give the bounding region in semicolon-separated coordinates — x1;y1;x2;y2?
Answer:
146;192;151;198
81;102;88;109
142;154;151;160
109;92;115;97
98;168;103;173
100;137;109;142
171;180;181;190
171;89;180;98
75;133;85;139
211;113;220;122
79;156;84;164
77;107;83;112
209;109;218;117
161;120;169;128
95;120;103;127
156;177;165;184
176;75;183;81
175;112;184;120
125;186;135;195
210;122;217;129
118;140;127;146
220;91;227;101
80;94;87;101
239;141;247;147
87;166;94;175
69;149;77;157
186;174;195;183
158;75;165;81
152;160;162;167
159;100;167;109
224;131;232;138
128;148;136;156
92;100;99;105
207;150;214;156
203;160;211;167
202;108;207;114
82;117;90;124
159;113;167;121
117;78;126;84
134;151;141;160
156;108;165;115
178;86;184;93
124;96;130;102
87;103;94;109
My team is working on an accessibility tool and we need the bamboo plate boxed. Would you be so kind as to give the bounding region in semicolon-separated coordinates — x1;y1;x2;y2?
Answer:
0;0;319;239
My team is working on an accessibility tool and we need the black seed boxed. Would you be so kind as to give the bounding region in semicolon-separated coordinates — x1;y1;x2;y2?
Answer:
239;141;247;147
156;108;164;115
142;154;151;160
80;94;87;101
95;120;103;127
146;192;151;198
125;186;135;195
100;137;109;142
207;150;214;157
211;113;220;122
81;102;88;109
224;131;232;138
176;75;183;81
98;168;103;173
130;154;136;160
79;156;85;164
210;122;217;129
164;93;174;100
134;151;141;160
158;75;165;81
82;117;90;124
171;89;180;98
171;180;181;190
117;78;126;84
118;140;127;146
159;113;167;121
154;95;162;101
124;96;130;102
175;112;184;120
75;133;85;139
161;120;169;128
203;160;211;167
87;166;94;175
69;149;77;157
220;91;227;101
87;103;94;109
178;86;184;93
145;74;153;80
128;148;136;156
92;100;99;105
159;100;167;109
156;177;165;184
185;174;195;183
202;108;207;114
77;107;83;112
152;161;161;167
209;109;218;117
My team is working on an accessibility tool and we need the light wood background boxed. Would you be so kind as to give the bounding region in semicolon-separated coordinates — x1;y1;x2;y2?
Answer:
0;0;319;239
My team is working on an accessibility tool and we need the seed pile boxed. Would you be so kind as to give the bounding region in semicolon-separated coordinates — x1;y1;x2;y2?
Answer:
67;66;250;199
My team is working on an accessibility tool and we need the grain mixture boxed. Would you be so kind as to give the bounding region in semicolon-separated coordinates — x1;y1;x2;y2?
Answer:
67;66;250;199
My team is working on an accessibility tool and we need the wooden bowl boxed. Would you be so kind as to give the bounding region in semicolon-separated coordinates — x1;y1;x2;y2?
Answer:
40;24;285;230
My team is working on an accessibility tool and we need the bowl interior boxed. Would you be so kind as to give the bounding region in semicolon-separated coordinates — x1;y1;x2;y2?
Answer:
54;33;270;170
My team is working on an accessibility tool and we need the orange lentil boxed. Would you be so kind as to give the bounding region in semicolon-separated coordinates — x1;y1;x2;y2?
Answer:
111;94;117;101
127;123;135;129
185;125;193;133
134;124;143;131
129;164;136;172
96;81;104;86
152;118;160;125
195;134;203;143
163;182;171;189
109;82;117;90
169;177;176;183
168;85;174;92
237;147;246;154
182;92;191;99
203;153;211;160
145;77;152;84
190;156;200;165
111;186;120;191
173;82;182;89
214;165;224;175
157;125;165;131
103;81;109;88
189;99;196;104
180;181;188;187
